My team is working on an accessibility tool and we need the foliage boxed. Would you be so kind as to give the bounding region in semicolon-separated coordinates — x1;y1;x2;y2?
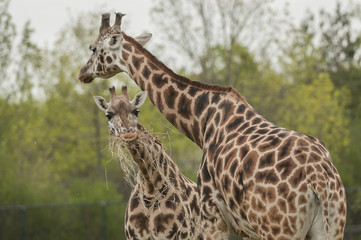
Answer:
275;74;349;171
0;0;16;85
150;0;287;82
279;1;361;186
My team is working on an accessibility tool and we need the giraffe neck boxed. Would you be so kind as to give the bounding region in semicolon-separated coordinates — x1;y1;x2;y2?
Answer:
121;32;247;148
127;125;180;195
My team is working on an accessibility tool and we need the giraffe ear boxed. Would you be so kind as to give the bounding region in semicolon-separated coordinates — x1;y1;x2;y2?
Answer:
134;33;152;46
131;91;147;108
94;96;108;112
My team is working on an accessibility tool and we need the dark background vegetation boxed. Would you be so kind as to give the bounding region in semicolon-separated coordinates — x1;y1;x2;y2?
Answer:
1;0;361;239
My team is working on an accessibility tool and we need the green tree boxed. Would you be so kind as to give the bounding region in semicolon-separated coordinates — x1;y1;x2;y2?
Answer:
0;10;127;238
276;75;349;176
0;0;16;87
0;0;16;141
205;43;287;123
319;1;361;112
278;7;355;186
15;21;42;101
150;0;286;85
284;1;361;187
279;11;325;84
0;2;46;205
211;44;259;89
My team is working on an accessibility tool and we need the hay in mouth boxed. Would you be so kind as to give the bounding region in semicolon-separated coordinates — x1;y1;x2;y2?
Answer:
108;130;166;187
108;136;138;186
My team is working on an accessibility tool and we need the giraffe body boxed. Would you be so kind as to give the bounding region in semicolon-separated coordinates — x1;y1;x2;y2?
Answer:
94;86;205;239
124;135;202;240
82;13;346;239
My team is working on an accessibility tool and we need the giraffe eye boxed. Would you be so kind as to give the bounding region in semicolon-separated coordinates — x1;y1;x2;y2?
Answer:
89;46;96;54
132;109;140;117
110;36;117;45
105;112;114;121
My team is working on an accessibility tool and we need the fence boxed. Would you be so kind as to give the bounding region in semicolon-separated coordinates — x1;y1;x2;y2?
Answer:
1;188;361;240
0;200;128;240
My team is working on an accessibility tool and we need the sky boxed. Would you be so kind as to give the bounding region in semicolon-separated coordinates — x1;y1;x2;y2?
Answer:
8;0;350;49
8;0;153;48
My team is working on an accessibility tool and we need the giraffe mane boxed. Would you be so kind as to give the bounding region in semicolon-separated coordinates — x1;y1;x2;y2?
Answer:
122;32;244;100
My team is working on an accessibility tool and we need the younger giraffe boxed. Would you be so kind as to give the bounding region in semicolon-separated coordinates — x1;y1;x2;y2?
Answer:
94;85;204;239
81;13;346;239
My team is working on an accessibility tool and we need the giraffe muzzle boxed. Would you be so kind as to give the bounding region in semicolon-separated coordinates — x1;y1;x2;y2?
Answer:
119;132;138;141
78;72;94;83
118;128;138;142
78;63;96;83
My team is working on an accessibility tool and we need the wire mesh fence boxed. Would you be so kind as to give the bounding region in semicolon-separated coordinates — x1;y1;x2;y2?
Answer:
0;188;360;240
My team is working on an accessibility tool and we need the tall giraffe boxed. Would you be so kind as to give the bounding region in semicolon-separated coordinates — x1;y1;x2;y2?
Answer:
94;85;205;239
80;13;347;239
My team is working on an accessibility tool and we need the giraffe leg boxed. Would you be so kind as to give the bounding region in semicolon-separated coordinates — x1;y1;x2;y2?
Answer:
307;180;346;240
198;158;231;239
198;185;231;239
327;195;347;240
200;211;231;240
306;206;327;240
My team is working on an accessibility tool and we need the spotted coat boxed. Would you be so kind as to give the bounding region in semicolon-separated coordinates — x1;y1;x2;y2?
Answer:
94;86;204;239
82;13;347;240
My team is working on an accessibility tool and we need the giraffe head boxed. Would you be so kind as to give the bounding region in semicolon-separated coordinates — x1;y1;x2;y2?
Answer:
94;85;147;141
79;13;152;83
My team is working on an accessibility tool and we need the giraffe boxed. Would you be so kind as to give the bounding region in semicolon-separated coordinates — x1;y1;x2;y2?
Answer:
94;85;205;239
80;13;347;239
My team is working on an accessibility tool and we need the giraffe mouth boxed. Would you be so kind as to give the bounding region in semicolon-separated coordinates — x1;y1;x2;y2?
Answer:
78;74;94;84
119;132;138;141
83;78;94;83
78;65;95;83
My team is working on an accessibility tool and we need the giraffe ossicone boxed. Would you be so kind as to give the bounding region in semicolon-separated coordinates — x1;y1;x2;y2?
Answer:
94;85;208;239
82;13;347;240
